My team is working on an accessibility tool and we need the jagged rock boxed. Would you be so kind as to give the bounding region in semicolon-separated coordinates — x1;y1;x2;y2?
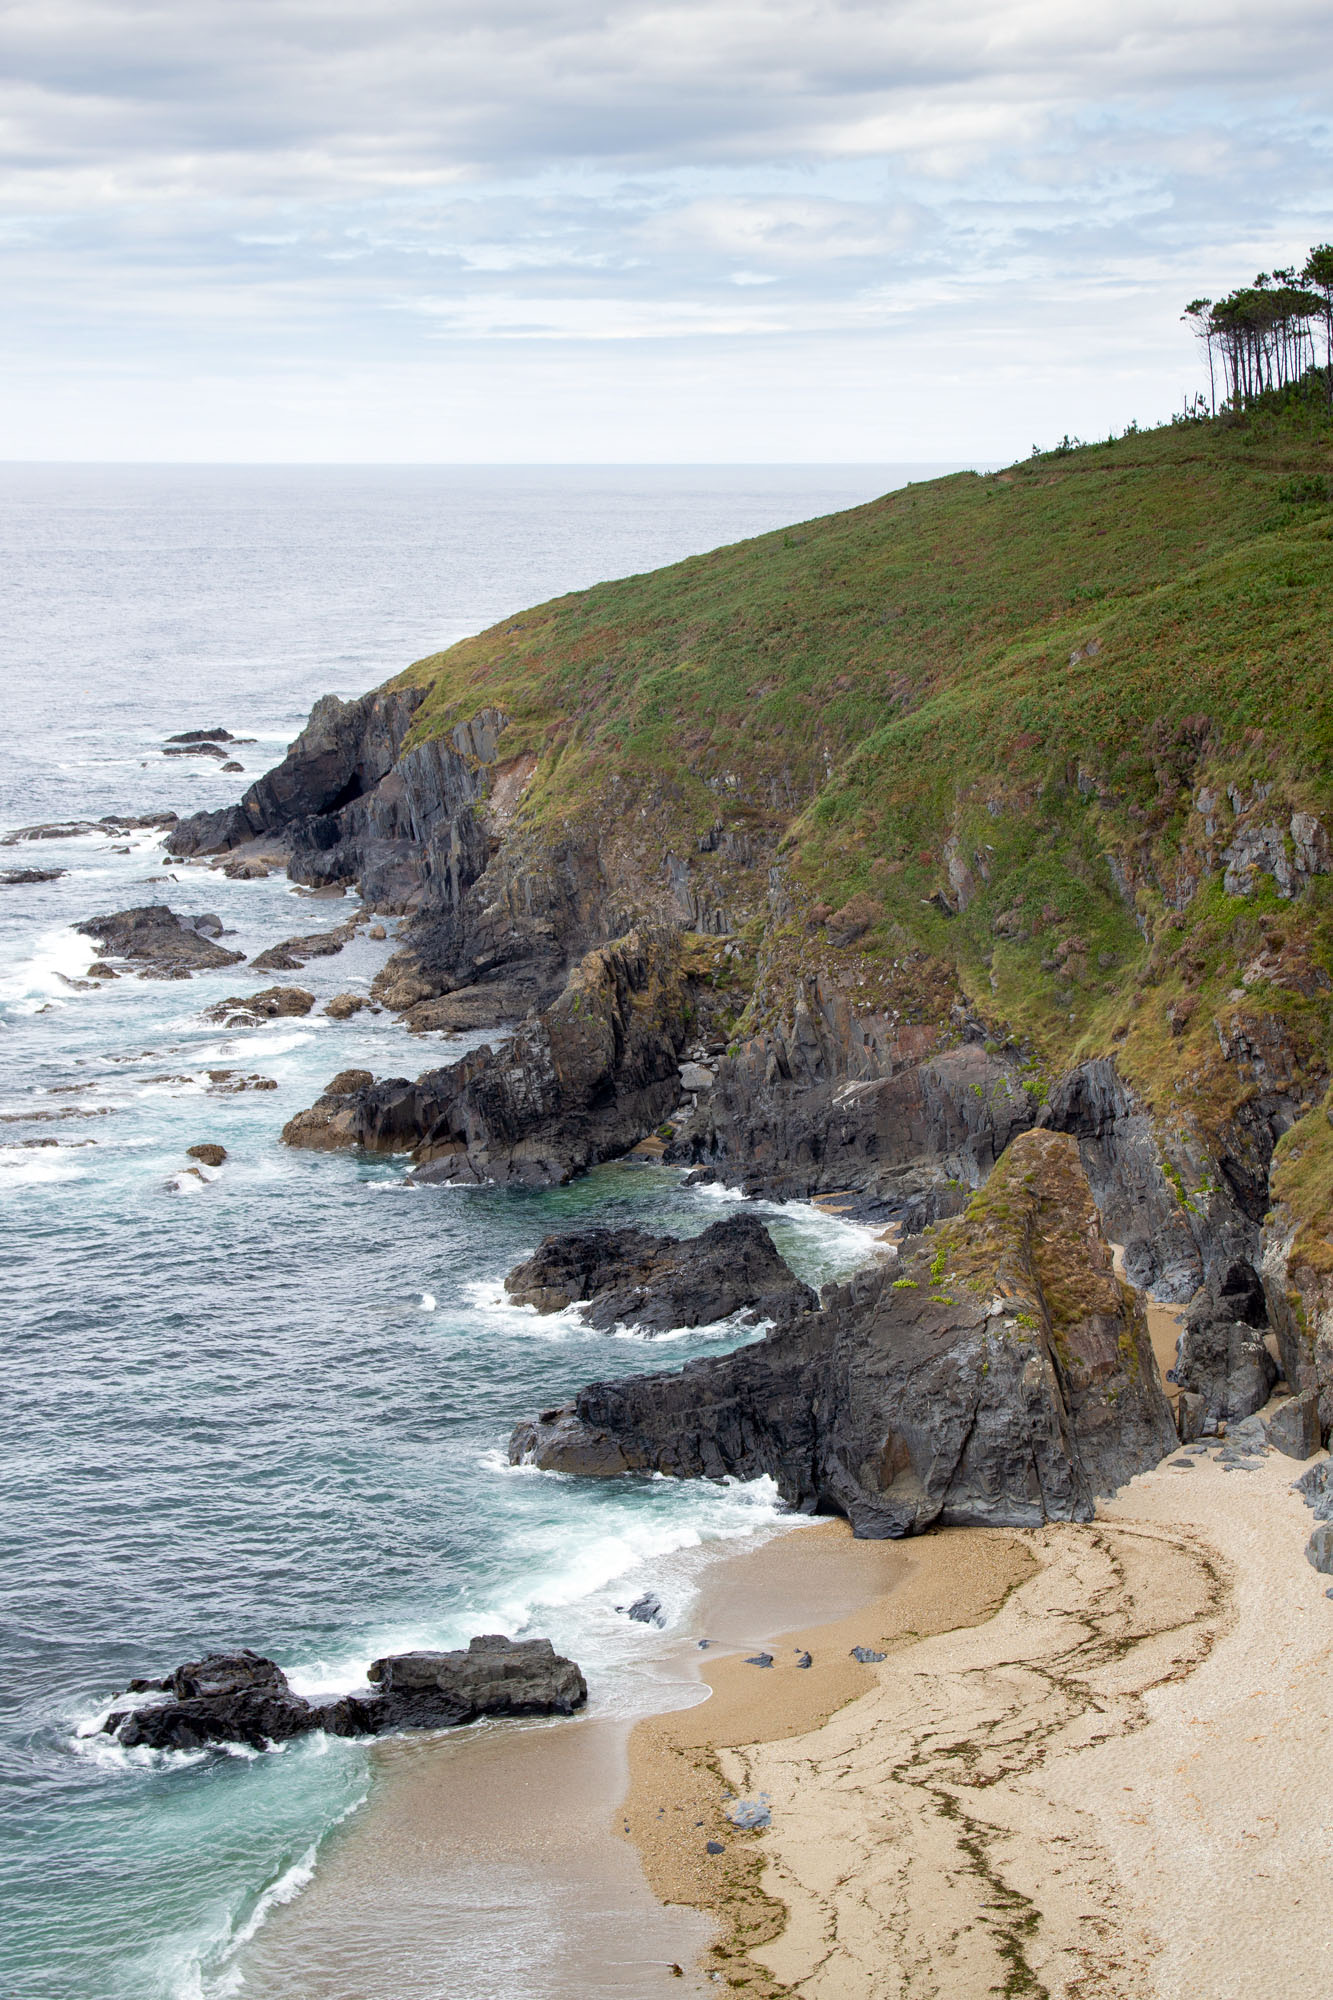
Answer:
1;866;65;886
1175;1390;1206;1442
280;1068;375;1149
167;729;235;744
324;992;368;1020
206;1070;277;1093
186;1144;227;1167
671;981;1037;1224
222;858;269;879
102;1636;586;1751
1173;1262;1277;1428
1263;1391;1320;1459
76;907;244;976
204;986;315;1024
509;1132;1177;1536
504;1213;816;1334
404;983;532;1032
250;925;353;974
284;929;690;1186
164;742;228;759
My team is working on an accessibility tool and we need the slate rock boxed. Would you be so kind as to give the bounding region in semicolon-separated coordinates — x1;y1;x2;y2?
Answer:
510;1133;1177;1537
1263;1391;1321;1460
76;907;244;976
504;1213;816;1335
850;1646;886;1663
103;1636;587;1750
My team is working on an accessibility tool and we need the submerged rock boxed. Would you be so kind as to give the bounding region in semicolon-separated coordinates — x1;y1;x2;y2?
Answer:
503;1213;817;1334
509;1132;1177;1537
76;907;245;976
103;1636;587;1752
1;866;65;886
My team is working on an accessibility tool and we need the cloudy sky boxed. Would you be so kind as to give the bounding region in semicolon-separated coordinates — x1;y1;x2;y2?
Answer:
1;0;1330;460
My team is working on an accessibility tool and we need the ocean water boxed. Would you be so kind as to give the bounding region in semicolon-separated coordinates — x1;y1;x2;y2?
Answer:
0;463;943;2000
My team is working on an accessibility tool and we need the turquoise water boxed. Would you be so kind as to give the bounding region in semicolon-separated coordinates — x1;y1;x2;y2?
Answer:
0;465;916;1999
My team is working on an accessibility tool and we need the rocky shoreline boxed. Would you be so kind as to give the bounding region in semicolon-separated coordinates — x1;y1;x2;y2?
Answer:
141;667;1333;1545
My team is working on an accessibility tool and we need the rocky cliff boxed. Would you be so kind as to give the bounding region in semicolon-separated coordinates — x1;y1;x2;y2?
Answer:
509;1132;1177;1534
168;410;1333;1444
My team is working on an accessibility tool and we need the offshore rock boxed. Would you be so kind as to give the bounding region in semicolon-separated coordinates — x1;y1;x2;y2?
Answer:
509;1132;1177;1535
77;907;245;976
203;985;314;1024
103;1637;587;1751
504;1213;816;1333
283;928;689;1186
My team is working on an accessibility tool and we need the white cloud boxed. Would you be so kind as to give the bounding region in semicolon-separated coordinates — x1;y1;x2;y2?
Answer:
0;0;1329;455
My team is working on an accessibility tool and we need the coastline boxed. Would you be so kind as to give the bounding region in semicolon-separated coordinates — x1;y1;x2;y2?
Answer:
230;1516;1035;1998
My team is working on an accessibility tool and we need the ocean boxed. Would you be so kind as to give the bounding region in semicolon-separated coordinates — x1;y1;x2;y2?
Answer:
0;462;955;2000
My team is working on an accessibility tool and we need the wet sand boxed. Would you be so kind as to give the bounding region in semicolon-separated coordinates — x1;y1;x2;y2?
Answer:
232;1524;925;1999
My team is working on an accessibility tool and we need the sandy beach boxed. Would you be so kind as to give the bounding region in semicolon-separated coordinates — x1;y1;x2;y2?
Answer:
625;1445;1333;1999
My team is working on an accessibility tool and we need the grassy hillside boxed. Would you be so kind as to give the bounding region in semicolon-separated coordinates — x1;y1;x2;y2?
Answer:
393;399;1333;1223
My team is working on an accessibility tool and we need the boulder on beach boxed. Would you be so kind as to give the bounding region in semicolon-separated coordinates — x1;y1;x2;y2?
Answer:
102;1636;587;1751
503;1212;817;1335
76;907;245;976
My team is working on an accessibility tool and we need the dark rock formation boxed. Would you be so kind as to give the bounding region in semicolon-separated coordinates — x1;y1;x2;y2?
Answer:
186;1144;227;1167
77;907;245;976
103;1636;586;1751
167;729;236;744
669;980;1037;1226
283;929;690;1185
164;742;228;759
504;1213;816;1333
1;866;66;885
204;986;315;1024
1172;1260;1277;1429
250;925;354;974
1263;1391;1320;1459
364;1637;586;1726
510;1132;1177;1535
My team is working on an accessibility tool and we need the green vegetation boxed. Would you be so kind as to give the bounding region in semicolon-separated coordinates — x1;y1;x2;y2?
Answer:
395;395;1333;1170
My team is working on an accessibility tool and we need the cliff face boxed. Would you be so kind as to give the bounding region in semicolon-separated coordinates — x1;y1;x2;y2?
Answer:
509;1132;1177;1535
168;414;1333;1384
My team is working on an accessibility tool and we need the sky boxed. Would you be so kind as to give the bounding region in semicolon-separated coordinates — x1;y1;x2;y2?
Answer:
1;0;1330;461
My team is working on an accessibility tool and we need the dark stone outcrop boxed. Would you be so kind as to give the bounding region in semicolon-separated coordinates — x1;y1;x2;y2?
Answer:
510;1132;1177;1535
1263;1391;1320;1459
282;928;690;1185
77;907;245;976
504;1213;816;1333
669;981;1037;1225
250;924;354;973
1;866;65;886
1172;1260;1277;1429
203;986;315;1024
103;1636;587;1751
